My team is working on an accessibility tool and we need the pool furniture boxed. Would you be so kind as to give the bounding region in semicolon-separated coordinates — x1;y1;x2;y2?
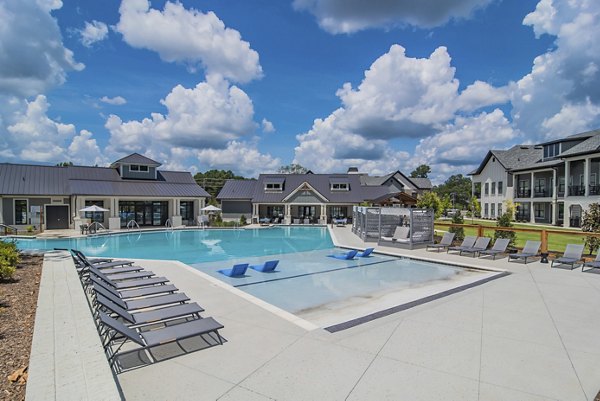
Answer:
218;263;249;277
333;218;347;226
447;236;476;254
92;285;189;311
327;249;358;260
380;226;410;243
459;237;491;257
303;218;310;225
551;244;584;269
90;265;155;282
478;238;510;260
249;260;279;272
356;248;374;257
72;249;133;267
426;232;455;252
583;254;600;272
98;312;224;371
508;241;541;264
90;268;170;290
90;275;178;299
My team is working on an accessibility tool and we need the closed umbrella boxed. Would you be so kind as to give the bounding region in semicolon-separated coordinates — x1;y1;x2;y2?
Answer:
79;205;110;212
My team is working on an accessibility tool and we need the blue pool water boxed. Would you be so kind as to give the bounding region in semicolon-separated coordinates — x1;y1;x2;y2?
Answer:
11;227;333;264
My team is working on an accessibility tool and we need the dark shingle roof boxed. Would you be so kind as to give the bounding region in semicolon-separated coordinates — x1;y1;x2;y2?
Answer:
112;153;161;166
0;163;209;197
470;145;543;175
559;133;600;157
410;177;433;189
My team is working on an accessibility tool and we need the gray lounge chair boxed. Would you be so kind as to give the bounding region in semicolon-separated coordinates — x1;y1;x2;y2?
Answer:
381;226;410;243
447;236;476;254
551;244;584;270
459;237;491;257
426;232;455;252
90;275;178;299
72;249;134;269
91;271;170;290
92;285;189;311
90;266;154;282
478;238;510;260
98;312;223;371
508;241;541;264
582;253;600;272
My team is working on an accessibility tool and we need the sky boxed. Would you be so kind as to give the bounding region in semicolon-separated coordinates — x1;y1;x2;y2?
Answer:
0;0;599;183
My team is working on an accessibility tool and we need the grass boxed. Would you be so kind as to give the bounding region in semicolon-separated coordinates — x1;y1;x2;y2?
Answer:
435;218;589;254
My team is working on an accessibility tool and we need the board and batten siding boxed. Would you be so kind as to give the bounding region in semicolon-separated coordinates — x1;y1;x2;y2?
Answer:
473;156;511;218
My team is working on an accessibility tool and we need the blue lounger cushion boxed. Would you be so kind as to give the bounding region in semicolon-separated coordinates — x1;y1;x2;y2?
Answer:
356;248;374;257
218;263;249;277
327;250;358;260
249;260;279;273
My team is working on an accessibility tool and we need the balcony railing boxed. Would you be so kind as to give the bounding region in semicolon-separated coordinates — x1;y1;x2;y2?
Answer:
590;185;600;196
568;185;585;196
533;189;550;197
515;213;531;221
516;189;531;198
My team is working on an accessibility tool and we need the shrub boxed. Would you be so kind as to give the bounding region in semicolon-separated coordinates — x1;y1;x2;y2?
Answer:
582;203;600;254
26;225;34;233
240;215;247;225
494;212;516;247
0;241;19;280
448;211;465;241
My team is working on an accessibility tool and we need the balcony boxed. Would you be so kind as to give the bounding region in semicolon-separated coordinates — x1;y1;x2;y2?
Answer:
516;189;531;198
590;185;600;196
568;185;585;196
533;189;550;198
515;213;530;222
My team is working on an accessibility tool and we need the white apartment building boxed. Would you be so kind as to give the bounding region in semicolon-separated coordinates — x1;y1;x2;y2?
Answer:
470;129;600;227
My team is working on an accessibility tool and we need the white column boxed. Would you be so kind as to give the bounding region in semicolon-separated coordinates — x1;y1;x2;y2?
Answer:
585;157;591;196
0;197;3;224
530;202;535;224
551;202;556;225
530;172;534;198
565;160;570;197
552;169;557;200
320;203;327;224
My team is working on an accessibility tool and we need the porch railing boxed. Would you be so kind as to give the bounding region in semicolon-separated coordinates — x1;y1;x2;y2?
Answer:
568;185;585;196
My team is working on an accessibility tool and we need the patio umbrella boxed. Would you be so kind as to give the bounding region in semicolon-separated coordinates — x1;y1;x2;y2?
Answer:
79;205;110;212
201;205;221;212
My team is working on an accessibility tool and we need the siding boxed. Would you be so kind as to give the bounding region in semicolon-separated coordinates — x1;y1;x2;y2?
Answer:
222;200;252;214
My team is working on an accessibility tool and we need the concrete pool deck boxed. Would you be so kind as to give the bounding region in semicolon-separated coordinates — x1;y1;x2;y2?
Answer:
29;226;600;400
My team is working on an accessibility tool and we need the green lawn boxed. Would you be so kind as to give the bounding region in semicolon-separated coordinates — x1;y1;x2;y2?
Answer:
435;219;588;253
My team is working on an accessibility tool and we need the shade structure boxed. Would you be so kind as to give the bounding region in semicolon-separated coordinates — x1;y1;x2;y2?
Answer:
79;205;110;212
201;205;221;212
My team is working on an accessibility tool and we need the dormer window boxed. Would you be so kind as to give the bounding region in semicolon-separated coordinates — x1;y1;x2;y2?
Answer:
265;183;282;191
264;177;285;192
331;183;348;191
329;177;349;191
543;143;560;159
129;165;149;172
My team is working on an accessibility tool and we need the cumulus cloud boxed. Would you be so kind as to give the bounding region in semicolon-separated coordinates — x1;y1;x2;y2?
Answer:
261;118;275;133
195;141;281;177
68;130;108;166
100;95;127;105
79;20;109;47
116;0;262;83
512;0;600;139
293;0;494;34
0;0;84;98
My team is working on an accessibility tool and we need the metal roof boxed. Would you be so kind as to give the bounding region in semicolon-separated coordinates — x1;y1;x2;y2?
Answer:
216;180;257;200
263;176;286;184
111;153;162;166
0;163;208;197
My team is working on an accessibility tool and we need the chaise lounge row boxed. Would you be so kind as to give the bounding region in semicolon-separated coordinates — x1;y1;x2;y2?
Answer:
71;249;224;373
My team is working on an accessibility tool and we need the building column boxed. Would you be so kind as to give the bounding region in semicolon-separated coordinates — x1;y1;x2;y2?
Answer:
320;203;327;224
0;197;3;224
565;160;570;197
530;202;535;224
530;172;534;197
552;169;557;199
585;157;591;196
565;203;572;228
551;202;556;225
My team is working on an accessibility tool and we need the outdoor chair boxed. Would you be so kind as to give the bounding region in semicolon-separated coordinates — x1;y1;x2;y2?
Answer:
508;240;541;264
478;238;510;260
89;269;170;290
92;285;189;311
447;236;476;254
98;312;224;370
583;253;600;272
327;249;358;260
426;232;455;252
218;263;249;277
551;244;584;270
72;249;134;269
90;275;178;300
356;248;374;257
459;237;491;257
90;265;155;282
380;226;410;243
249;260;279;272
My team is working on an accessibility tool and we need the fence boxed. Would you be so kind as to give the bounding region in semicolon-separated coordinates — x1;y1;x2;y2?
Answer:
352;207;434;246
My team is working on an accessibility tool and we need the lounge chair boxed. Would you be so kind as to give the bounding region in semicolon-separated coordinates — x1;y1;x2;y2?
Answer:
426;232;455;252
327;249;358;260
90;269;170;290
90;265;154;282
551;244;584;270
447;236;476;254
72;249;134;269
356;248;374;257
381;226;410;243
90;275;178;299
249;260;279;272
218;263;249;277
92;285;189;311
478;238;510;260
583;254;600;272
508;240;541;264
98;312;223;370
459;237;491;257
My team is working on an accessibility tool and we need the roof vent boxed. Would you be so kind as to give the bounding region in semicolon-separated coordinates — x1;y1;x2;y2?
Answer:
520;146;529;149
347;167;359;174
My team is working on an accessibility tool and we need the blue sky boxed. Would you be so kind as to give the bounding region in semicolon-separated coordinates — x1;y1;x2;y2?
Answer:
1;0;599;183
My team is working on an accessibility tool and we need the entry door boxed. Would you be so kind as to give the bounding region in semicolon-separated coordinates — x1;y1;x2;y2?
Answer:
46;205;69;229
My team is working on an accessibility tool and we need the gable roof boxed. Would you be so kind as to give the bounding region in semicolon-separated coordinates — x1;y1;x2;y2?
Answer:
559;132;600;157
470;145;543;175
112;153;162;166
217;180;257;200
361;171;432;190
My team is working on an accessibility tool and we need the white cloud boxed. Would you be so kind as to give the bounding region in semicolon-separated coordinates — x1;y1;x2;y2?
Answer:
67;130;108;166
79;20;109;47
195;141;281;177
261;118;275;133
100;95;127;105
0;0;84;98
293;0;494;34
116;0;262;83
540;98;600;139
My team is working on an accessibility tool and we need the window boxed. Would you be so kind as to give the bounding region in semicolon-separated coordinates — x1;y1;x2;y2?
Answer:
266;206;284;218
331;183;348;191
484;183;489;196
491;203;495;217
14;200;27;224
484;203;488;217
265;183;282;191
498;181;503;195
498;203;502;216
179;201;194;223
534;178;546;196
491;182;496;195
534;203;545;218
139;165;148;172
330;206;347;218
543;143;560;159
85;200;104;223
130;165;139;171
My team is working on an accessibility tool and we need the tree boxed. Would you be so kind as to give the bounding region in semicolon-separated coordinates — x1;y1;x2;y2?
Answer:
193;169;247;199
449;210;465;241
582;203;600;254
56;161;73;167
278;164;309;174
410;164;431;178
467;196;481;222
416;192;443;219
433;174;472;209
440;194;452;216
494;200;518;248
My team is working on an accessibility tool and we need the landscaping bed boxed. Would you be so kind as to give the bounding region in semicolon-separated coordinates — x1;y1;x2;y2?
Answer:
0;254;43;401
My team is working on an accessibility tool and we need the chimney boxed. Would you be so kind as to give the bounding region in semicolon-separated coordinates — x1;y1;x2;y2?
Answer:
347;167;359;174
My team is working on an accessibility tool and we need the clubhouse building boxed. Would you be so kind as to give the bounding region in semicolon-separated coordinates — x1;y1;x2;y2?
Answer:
0;153;209;231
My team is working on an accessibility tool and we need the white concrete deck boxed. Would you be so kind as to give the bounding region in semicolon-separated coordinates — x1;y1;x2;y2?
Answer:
28;226;600;400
